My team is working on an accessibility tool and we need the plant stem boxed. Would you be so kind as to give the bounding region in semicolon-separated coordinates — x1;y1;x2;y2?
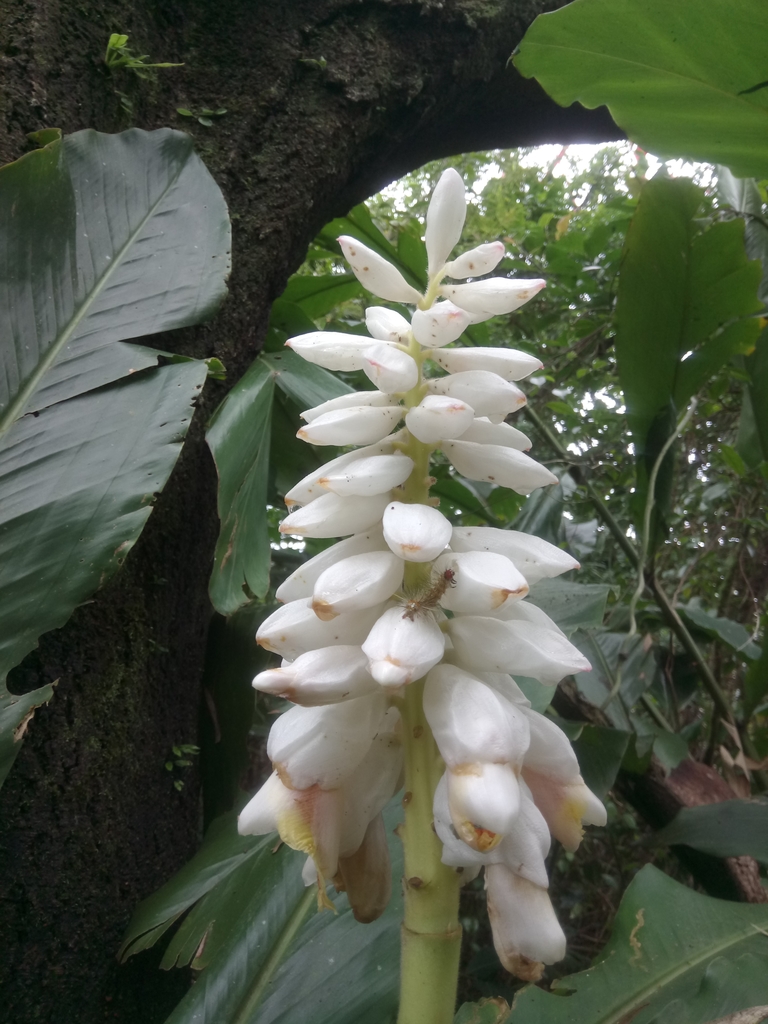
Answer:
393;333;462;1024
397;679;462;1024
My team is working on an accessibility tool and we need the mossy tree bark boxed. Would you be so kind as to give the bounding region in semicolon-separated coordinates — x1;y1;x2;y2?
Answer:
0;2;618;1021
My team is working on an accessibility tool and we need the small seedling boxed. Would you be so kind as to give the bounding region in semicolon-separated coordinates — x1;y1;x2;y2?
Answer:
104;33;183;77
164;743;200;791
176;106;227;127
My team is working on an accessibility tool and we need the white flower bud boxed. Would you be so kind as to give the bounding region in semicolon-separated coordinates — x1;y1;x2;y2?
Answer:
450;527;579;585
301;390;394;423
486;867;566;976
441;440;558;495
427;371;526;418
362;606;446;688
423;664;530;767
433;550;528;614
362;343;419;393
338;236;422;304
312;550;404;619
382;500;452;561
428;345;542;381
287;331;395;372
447;763;521;850
442;278;546;315
285;441;397;507
318;453;414;498
458;418;532;451
411;301;478;348
496;780;551;888
425;168;466;275
447;616;591;685
297;405;403;447
252;645;377;705
365;306;412;345
268;692;387;790
405;395;475;445
280;492;391;539
275;528;385;603
444;241;506;279
257;597;385;660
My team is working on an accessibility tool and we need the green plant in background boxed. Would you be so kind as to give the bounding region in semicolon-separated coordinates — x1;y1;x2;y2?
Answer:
104;33;183;77
165;744;201;791
177;107;228;128
104;33;183;115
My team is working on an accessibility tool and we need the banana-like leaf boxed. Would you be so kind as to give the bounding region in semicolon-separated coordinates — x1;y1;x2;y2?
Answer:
657;800;768;864
121;798;403;1023
507;865;768;1024
679;604;762;662
0;127;229;785
526;580;611;638
206;348;352;616
514;0;768;179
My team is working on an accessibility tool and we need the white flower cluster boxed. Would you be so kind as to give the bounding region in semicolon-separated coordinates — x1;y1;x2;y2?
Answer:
238;169;606;977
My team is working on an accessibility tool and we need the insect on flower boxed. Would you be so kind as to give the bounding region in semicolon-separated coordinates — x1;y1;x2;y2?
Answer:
401;567;457;620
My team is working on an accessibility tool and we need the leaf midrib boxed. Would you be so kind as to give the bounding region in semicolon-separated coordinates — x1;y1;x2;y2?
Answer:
579;920;767;1024
0;149;187;444
521;42;768;119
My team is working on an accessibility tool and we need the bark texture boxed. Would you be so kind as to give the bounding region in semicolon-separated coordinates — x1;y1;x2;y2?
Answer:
0;2;619;1021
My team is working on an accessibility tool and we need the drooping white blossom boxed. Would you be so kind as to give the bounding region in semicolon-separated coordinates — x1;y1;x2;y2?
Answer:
239;167;606;963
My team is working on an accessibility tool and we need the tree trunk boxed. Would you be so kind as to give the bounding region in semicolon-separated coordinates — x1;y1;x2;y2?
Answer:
0;2;619;1021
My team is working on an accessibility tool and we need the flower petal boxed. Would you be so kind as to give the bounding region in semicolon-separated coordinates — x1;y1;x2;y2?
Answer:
276;528;385;603
297;405;403;446
257;597;386;660
444;241;505;279
486;866;566;976
425;168;466;275
382;501;452;561
301;390;393;423
427;371;526;417
287;331;394;371
362;343;419;393
362;606;446;688
450;527;579;585
442;278;546;315
339;236;422;303
312;550;404;619
405;395;475;445
457;418;532;452
252;645;377;705
411;301;477;348
365;306;411;345
434;550;528;614
280;492;391;538
285;440;396;507
318;453;414;498
428;345;542;381
441;440;558;495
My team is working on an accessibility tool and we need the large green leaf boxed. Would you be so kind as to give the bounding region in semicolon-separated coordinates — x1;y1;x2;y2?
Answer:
0;127;228;784
614;178;762;532
206;348;352;616
281;272;364;319
679;604;762;662
507;865;768;1024
526;579;610;637
656;800;768;864
122;798;403;1023
514;0;768;178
